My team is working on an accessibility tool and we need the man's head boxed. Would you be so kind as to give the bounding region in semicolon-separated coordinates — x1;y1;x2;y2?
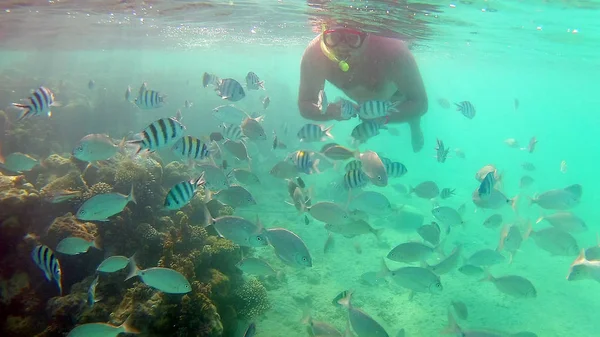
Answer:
320;26;368;65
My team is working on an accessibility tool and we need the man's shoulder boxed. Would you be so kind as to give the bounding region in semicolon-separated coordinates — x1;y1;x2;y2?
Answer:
369;35;410;57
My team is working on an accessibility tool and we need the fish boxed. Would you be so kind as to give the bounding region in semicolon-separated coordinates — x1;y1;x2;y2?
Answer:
358;100;399;120
560;160;568;173
325;219;383;240
585;235;600;261
307;201;350;225
360;271;386;287
343;169;370;190
340;98;358;119
125;86;132;101
345;160;362;172
266;228;312;268
529;184;581;210
466;249;505;267
272;131;287;150
358;150;388;187
520;175;534;188
203;72;220;88
304;315;342;337
198;164;230;191
209;132;224;142
435;138;450;163
184;100;193;109
472;187;516;210
270;160;300;179
332;290;350;307
97;256;130;273
454;148;465;159
521;136;537;153
536;212;587;233
72;134;123;162
241;116;267;140
324;232;335;254
236;257;278;277
440;188;456;199
380;263;443;295
128;117;185;154
245;71;264;90
483;213;503;229
219;123;245;142
432;206;464;226
288;150;321;175
450;300;468;320
262;96;270;109
66;319;139;337
437;98;451;109
443;311;505;337
458;264;484;277
212;185;256;208
76;185;136;221
567;249;600;282
316;89;328;113
427;245;462;275
480;273;537;298
417;222;441;246
338;291;390;337
410;181;440;199
504;138;519;148
134;84;166;109
172;136;212;161
164;174;206;210
349;191;393;216
497;224;523;263
297;123;334;142
88;80;95;89
12;86;57;120
387;242;435;263
384;162;408;178
229;168;260;185
45;189;82;203
56;236;100;255
222;140;249;161
0;152;39;172
216;78;246;101
525;226;579;256
31;245;62;295
87;275;101;307
126;256;191;294
212;216;268;247
304;215;310;226
212;104;250;124
296;176;306;188
455;101;475;119
521;162;536;171
478;171;495;200
351;119;388;144
243;323;256;337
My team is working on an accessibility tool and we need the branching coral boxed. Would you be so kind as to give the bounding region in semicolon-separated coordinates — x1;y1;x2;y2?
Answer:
232;277;271;320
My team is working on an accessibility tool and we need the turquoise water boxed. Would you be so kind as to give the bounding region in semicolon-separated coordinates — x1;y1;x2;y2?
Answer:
1;1;600;336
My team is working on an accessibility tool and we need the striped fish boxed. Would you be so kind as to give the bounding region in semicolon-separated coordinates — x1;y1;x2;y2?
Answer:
12;86;57;121
340;99;358;119
129;117;185;154
345;159;362;172
220;123;245;141
351;120;387;143
297;123;334;142
455;101;476;119
135;84;166;109
216;78;246;102
289;150;320;175
245;71;264;90
379;156;392;166
31;245;63;295
87;275;101;307
344;169;369;189
172;136;211;160
478;171;495;200
436;139;450;163
203;72;220;88
164;173;206;210
385;161;408;178
358;100;399;120
440;188;456;199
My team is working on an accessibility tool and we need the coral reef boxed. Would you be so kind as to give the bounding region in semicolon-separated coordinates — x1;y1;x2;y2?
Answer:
45;213;97;248
0;173;40;220
163;161;192;188
81;182;113;200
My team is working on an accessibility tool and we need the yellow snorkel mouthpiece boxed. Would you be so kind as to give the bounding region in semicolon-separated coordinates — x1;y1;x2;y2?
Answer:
320;28;350;72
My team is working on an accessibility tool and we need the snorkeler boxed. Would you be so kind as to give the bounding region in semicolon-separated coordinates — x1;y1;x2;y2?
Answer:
297;25;428;152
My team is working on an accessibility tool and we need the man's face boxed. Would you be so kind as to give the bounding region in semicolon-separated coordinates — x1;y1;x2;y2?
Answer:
323;28;367;60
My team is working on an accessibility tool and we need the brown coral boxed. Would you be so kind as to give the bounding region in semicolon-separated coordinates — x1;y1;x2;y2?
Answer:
45;213;97;248
0;173;40;221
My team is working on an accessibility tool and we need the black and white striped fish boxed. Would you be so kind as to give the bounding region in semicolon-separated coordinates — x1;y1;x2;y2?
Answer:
316;90;328;114
164;173;206;210
31;245;63;295
478;171;495;200
358;100;399;120
245;71;264;90
129;117;185;154
440;187;456;199
289;150;320;175
172;136;211;161
134;83;166;109
216;78;246;102
12;86;57;121
435;138;450;163
385;162;408;178
455;101;476;119
345;159;362;172
297;123;334;142
203;72;220;88
220;123;245;141
340;98;358;119
351;119;388;143
343;169;369;189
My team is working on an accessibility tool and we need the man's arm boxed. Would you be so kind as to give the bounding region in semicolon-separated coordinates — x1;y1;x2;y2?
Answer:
297;42;342;121
388;45;428;123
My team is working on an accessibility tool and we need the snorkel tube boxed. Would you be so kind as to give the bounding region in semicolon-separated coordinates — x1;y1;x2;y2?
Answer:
320;25;350;72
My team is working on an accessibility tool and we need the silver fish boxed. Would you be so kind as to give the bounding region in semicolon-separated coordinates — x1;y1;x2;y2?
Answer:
530;184;581;210
212;185;256;208
481;273;537;298
97;256;130;273
267;228;312;268
466;249;505;267
72;134;123;162
427;245;462;275
126;256;191;294
387;242;435;263
338;291;389;337
76;185;136;221
410;181;439;199
0;152;39;172
56;237;99;255
212;216;268;247
236;257;278;277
